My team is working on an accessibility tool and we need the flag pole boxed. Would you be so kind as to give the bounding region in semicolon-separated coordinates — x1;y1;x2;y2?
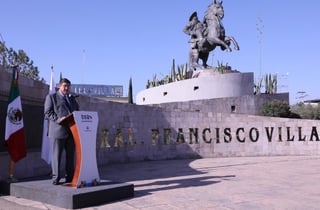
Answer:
8;66;17;182
9;159;14;179
8;159;18;182
8;67;16;181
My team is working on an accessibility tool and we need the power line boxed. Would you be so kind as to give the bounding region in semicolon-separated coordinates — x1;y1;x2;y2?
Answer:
296;91;308;102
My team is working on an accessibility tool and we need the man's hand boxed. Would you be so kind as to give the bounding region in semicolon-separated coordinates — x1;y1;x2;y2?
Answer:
57;116;66;124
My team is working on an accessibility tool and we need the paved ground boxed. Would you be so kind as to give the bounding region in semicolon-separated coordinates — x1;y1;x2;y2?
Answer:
1;155;320;209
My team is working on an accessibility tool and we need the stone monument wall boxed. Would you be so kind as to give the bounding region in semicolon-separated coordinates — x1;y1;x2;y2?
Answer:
0;70;312;180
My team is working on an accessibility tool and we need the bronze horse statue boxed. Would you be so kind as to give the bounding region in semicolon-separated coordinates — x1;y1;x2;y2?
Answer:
184;0;240;70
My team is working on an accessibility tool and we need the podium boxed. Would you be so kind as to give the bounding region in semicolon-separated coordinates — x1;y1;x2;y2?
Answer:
61;111;100;188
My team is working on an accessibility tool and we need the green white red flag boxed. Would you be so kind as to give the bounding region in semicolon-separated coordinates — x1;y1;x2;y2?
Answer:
5;68;27;162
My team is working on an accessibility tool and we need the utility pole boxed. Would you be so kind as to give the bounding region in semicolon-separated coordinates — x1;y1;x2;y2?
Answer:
256;17;264;79
296;91;308;102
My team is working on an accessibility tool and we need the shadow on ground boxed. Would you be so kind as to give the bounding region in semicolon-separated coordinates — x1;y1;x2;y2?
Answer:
99;158;236;198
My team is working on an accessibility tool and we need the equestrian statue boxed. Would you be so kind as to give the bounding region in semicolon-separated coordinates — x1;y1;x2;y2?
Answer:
183;0;240;71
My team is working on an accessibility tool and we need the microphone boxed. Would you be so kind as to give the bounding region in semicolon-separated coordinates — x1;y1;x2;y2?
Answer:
68;93;79;98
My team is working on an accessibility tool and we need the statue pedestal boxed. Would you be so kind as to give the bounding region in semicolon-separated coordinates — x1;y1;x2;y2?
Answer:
136;71;254;105
192;68;239;78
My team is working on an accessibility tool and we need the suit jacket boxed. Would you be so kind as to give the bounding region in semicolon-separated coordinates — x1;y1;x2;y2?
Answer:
44;92;79;139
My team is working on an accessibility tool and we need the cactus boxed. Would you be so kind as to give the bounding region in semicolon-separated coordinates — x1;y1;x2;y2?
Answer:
177;64;187;81
272;74;277;94
254;77;262;95
171;59;176;82
263;73;278;94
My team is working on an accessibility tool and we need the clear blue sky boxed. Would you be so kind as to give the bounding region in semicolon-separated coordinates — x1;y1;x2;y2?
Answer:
1;0;319;104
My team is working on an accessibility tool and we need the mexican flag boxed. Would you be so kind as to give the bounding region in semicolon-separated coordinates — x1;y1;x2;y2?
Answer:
5;68;27;162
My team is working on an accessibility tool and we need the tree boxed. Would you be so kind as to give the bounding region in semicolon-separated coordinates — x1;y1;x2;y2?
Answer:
128;77;133;104
0;41;44;82
0;41;9;68
291;102;320;120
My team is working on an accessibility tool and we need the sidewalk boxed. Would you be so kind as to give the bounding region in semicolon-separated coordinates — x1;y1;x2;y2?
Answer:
1;155;320;209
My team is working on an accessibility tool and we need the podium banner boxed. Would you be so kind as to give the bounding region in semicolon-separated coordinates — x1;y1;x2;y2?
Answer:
67;111;100;188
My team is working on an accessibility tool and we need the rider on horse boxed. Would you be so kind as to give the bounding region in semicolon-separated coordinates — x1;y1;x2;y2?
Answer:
183;11;205;51
183;0;239;71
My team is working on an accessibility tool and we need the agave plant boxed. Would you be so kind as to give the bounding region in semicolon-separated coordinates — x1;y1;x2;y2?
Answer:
146;59;190;88
216;60;230;73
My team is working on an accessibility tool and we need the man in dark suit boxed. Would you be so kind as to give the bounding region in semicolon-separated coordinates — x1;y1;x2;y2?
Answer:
44;78;79;185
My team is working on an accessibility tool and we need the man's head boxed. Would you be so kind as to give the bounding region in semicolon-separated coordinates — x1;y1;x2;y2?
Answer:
189;12;198;22
59;78;71;95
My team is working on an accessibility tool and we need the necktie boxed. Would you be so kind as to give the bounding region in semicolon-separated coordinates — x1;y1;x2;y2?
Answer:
64;95;72;113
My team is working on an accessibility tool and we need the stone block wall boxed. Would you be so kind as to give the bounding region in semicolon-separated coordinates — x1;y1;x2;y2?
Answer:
0;70;48;153
83;95;319;167
150;93;289;115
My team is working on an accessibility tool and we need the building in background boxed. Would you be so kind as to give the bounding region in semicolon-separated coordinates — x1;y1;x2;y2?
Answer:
71;84;128;103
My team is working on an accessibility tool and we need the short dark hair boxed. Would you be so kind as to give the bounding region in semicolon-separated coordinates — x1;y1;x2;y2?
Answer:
59;78;71;85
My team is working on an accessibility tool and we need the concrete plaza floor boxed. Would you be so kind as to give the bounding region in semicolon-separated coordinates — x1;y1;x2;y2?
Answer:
1;155;320;209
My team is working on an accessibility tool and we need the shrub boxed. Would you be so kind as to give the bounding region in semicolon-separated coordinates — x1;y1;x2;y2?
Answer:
260;100;291;118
